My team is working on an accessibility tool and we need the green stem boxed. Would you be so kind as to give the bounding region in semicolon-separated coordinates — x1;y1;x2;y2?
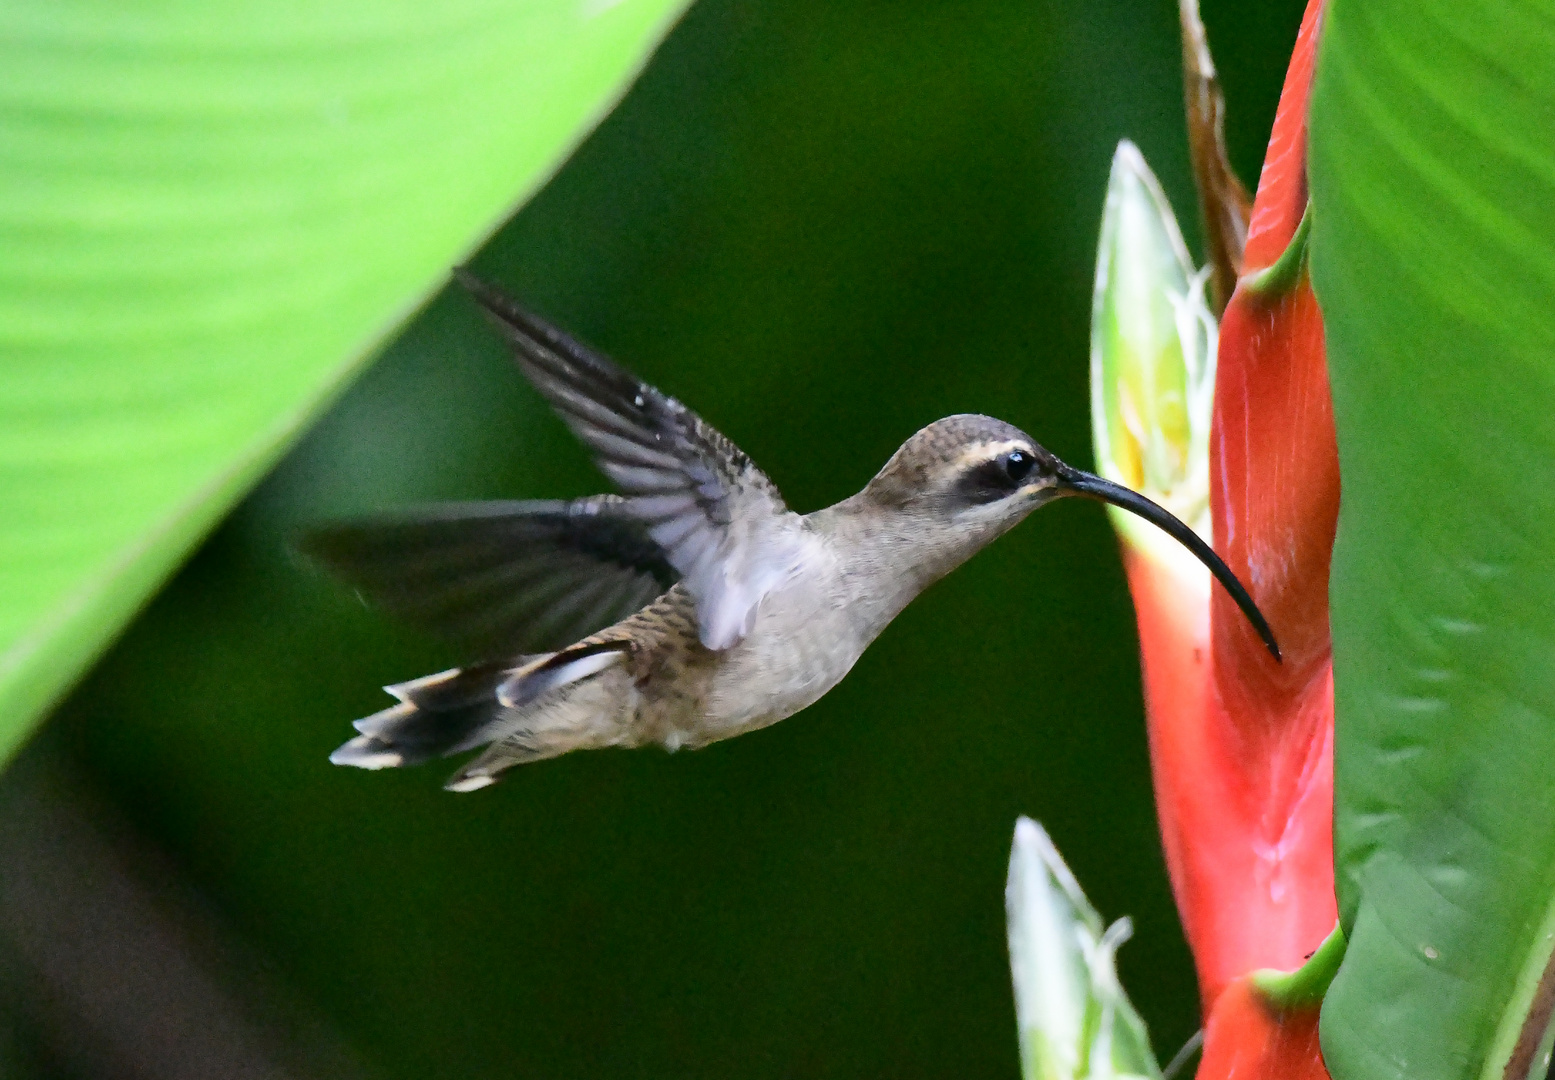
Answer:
1250;923;1347;1012
1241;202;1312;300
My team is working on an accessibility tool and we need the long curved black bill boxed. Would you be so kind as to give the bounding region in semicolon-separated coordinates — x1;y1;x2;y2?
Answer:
1054;463;1281;662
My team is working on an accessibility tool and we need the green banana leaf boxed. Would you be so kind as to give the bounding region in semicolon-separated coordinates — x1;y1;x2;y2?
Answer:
1310;1;1555;1076
0;0;690;762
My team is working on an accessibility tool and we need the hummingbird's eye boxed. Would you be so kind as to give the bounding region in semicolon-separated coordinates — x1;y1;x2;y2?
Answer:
1004;450;1035;483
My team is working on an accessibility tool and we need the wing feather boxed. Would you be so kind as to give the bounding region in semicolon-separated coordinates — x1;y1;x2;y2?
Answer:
301;496;676;656
458;270;808;649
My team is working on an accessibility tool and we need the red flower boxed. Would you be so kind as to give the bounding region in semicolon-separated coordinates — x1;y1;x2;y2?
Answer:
1096;2;1341;1075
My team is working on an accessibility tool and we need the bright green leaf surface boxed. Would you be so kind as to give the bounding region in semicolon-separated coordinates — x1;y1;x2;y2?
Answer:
1310;2;1555;1076
0;0;688;760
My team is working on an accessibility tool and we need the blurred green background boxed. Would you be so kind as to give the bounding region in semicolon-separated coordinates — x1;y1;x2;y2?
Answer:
5;0;1305;1076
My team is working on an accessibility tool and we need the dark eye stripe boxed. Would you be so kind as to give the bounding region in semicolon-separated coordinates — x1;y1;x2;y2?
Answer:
951;447;1041;505
956;458;1019;501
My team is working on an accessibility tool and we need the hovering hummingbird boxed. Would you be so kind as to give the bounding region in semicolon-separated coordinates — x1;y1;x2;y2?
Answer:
307;271;1278;792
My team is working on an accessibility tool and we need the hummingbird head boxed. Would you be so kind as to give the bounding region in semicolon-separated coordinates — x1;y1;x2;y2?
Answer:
859;414;1279;659
860;415;1066;532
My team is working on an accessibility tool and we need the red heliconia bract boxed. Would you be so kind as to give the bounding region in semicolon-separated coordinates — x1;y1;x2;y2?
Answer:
1125;0;1340;1074
1196;978;1328;1080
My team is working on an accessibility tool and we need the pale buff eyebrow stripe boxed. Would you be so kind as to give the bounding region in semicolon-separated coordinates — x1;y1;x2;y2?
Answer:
950;439;1027;470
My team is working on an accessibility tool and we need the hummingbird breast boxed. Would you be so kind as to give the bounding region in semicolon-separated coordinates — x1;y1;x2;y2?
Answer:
616;534;871;750
699;573;874;740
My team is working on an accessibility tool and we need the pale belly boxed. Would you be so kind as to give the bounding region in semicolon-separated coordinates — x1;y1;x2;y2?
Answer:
657;588;871;749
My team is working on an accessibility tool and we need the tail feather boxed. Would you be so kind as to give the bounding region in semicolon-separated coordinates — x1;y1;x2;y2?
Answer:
328;641;632;786
330;661;516;770
496;641;628;709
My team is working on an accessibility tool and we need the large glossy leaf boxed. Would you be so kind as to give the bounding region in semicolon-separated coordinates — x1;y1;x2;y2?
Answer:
0;0;689;761
1309;2;1555;1076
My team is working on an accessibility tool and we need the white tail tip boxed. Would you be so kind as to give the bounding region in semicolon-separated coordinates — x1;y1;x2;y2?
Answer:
330;737;403;770
445;773;497;793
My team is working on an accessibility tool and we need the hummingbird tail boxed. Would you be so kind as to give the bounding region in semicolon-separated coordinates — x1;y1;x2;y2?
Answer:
329;661;517;771
329;642;634;790
442;641;632;792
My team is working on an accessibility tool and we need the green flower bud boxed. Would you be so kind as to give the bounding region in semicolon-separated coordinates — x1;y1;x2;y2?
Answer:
1090;141;1216;559
1007;817;1162;1080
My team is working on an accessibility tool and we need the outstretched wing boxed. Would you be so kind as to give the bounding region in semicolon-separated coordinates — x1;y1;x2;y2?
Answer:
458;270;808;650
300;496;676;656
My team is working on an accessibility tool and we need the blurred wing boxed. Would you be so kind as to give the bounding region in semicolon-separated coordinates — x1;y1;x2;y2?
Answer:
459;270;807;650
301;496;676;656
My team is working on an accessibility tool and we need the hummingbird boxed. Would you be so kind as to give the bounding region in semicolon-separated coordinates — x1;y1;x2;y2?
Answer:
306;271;1278;792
